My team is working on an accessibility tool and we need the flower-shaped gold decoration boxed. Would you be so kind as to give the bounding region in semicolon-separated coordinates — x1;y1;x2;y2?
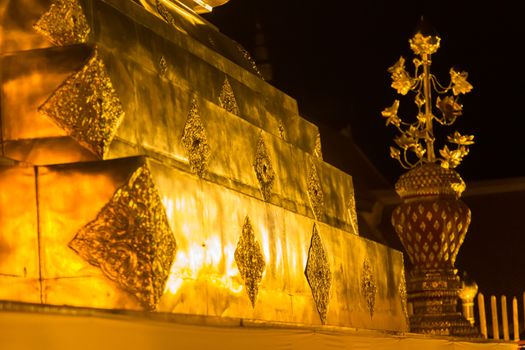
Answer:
381;28;474;170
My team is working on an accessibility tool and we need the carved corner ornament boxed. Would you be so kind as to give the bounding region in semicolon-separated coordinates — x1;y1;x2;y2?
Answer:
219;77;240;116
38;49;125;159
307;161;325;221
399;266;409;323
277;120;287;141
314;133;323;160
253;133;275;201
305;223;332;323
234;216;266;307
181;96;211;177
361;258;377;318
69;164;177;310
347;189;360;235
34;0;91;46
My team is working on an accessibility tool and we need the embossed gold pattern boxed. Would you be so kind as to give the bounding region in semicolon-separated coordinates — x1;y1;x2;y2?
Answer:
307;161;324;221
234;217;266;307
395;163;465;199
314;133;323;159
38;50;125;159
361;258;377;318
159;56;168;77
305;223;332;324
181;97;211;177
399;267;408;321
69;165;177;310
33;0;91;46
277;120;287;140
219;77;239;115
253;134;275;201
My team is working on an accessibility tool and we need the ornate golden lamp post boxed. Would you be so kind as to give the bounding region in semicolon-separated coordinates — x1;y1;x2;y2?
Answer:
381;22;479;337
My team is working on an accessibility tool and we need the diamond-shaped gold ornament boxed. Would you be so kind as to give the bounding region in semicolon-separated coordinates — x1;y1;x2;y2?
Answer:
307;161;325;221
305;223;332;323
219;77;239;115
181;97;211;177
69;165;177;310
34;0;90;46
234;217;266;307
39;50;125;158
253;134;275;201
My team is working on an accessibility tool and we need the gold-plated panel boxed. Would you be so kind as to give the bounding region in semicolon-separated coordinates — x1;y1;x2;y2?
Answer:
253;133;275;201
0;166;39;279
0;45;91;141
33;0;91;46
304;223;332;324
36;157;146;309
234;217;266;307
181;96;211;177
39;49;125;158
69;164;176;310
219;77;239;116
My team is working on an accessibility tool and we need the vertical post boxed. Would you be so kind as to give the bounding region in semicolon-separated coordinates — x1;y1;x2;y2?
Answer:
478;293;488;339
502;295;510;341
513;297;520;341
492;295;500;340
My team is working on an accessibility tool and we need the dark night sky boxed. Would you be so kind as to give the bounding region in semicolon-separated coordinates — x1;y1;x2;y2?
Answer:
204;2;525;298
205;0;525;185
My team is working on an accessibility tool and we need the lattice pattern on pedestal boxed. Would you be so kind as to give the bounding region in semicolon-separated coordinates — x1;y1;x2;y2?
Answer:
69;165;177;310
392;199;470;269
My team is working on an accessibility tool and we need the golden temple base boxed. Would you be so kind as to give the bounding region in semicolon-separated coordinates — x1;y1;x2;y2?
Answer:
407;268;479;337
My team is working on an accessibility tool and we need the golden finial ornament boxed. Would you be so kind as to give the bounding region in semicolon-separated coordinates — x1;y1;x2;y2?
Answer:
381;18;474;170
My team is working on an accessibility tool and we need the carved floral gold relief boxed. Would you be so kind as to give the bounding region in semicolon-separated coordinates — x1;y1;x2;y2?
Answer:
69;165;177;310
399;266;409;322
34;0;91;46
219;77;240;116
159;56;168;78
305;223;331;323
361;258;377;318
181;97;211;177
38;50;125;159
253;134;275;201
307;161;324;221
234;216;266;307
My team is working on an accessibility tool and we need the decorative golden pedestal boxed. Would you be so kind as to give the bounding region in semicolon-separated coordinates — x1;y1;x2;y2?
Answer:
0;0;408;333
392;163;479;337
